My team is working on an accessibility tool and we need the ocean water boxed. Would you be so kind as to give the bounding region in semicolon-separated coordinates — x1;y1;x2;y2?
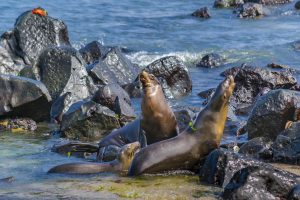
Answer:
0;1;300;199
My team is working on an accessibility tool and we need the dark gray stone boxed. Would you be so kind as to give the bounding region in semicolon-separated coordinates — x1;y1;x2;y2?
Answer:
60;100;120;141
14;10;70;66
50;92;72;123
244;0;291;5
196;53;225;68
236;3;264;18
0;74;51;122
144;56;192;99
0;31;27;76
37;46;96;112
87;47;138;85
222;65;297;113
92;83;131;111
79;41;109;65
214;0;244;8
247;89;300;140
239;137;273;160
272;122;300;164
222;166;298;200
191;7;211;18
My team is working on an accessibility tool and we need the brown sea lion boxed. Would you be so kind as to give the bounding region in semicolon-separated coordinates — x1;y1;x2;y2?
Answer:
140;70;178;144
96;71;178;161
128;76;235;176
48;142;140;174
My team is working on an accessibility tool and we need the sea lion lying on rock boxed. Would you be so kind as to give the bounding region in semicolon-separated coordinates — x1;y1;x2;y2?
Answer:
128;76;235;176
48;142;140;174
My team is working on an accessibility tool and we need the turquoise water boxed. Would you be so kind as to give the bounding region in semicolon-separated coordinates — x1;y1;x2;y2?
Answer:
0;1;300;199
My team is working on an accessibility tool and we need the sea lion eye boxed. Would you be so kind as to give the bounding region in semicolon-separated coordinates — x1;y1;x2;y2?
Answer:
150;75;155;80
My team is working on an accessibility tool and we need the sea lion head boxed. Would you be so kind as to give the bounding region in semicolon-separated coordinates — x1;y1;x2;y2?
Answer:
209;75;235;111
118;142;141;170
139;71;159;89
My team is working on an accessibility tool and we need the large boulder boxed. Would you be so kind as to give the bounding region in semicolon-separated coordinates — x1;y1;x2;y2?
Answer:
79;41;109;65
37;46;96;113
222;65;297;113
0;32;26;76
236;3;264;18
244;0;291;5
199;148;299;198
222;166;299;200
214;0;244;8
87;47;139;86
199;148;265;187
1;9;70;69
0;74;51;121
60;100;121;141
247;89;300;140
144;56;192;99
272;122;300;164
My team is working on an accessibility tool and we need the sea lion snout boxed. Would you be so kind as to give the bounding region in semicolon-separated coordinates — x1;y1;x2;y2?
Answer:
223;75;235;88
139;71;157;88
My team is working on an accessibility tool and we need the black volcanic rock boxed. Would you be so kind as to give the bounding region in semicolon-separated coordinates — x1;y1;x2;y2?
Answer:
214;0;244;8
0;8;70;76
60;100;120;141
272;122;300;164
192;7;211;18
79;41;109;65
0;74;51;122
222;166;298;200
247;89;300;140
244;0;291;5
87;47;139;85
236;3;264;18
222;65;297;114
196;53;225;68
37;46;96;114
144;56;192;99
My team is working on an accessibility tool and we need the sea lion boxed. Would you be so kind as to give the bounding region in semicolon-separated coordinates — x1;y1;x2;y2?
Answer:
96;71;178;161
48;142;140;174
128;76;235;176
140;70;178;144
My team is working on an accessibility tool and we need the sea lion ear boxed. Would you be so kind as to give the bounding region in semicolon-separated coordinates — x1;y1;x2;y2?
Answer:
150;74;155;80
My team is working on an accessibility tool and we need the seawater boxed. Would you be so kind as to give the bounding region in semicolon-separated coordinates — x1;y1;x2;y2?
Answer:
0;0;300;199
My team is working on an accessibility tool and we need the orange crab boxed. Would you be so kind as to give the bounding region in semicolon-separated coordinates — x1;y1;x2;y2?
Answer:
32;7;47;16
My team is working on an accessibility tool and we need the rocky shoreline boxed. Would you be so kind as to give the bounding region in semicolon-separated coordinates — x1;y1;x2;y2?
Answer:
1;4;300;200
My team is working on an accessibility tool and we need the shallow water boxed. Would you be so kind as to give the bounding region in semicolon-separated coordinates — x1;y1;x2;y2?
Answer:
1;0;300;199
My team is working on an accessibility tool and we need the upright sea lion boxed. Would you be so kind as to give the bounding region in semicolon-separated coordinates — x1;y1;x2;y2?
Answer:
48;142;140;174
140;70;178;144
96;71;178;161
128;76;235;176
